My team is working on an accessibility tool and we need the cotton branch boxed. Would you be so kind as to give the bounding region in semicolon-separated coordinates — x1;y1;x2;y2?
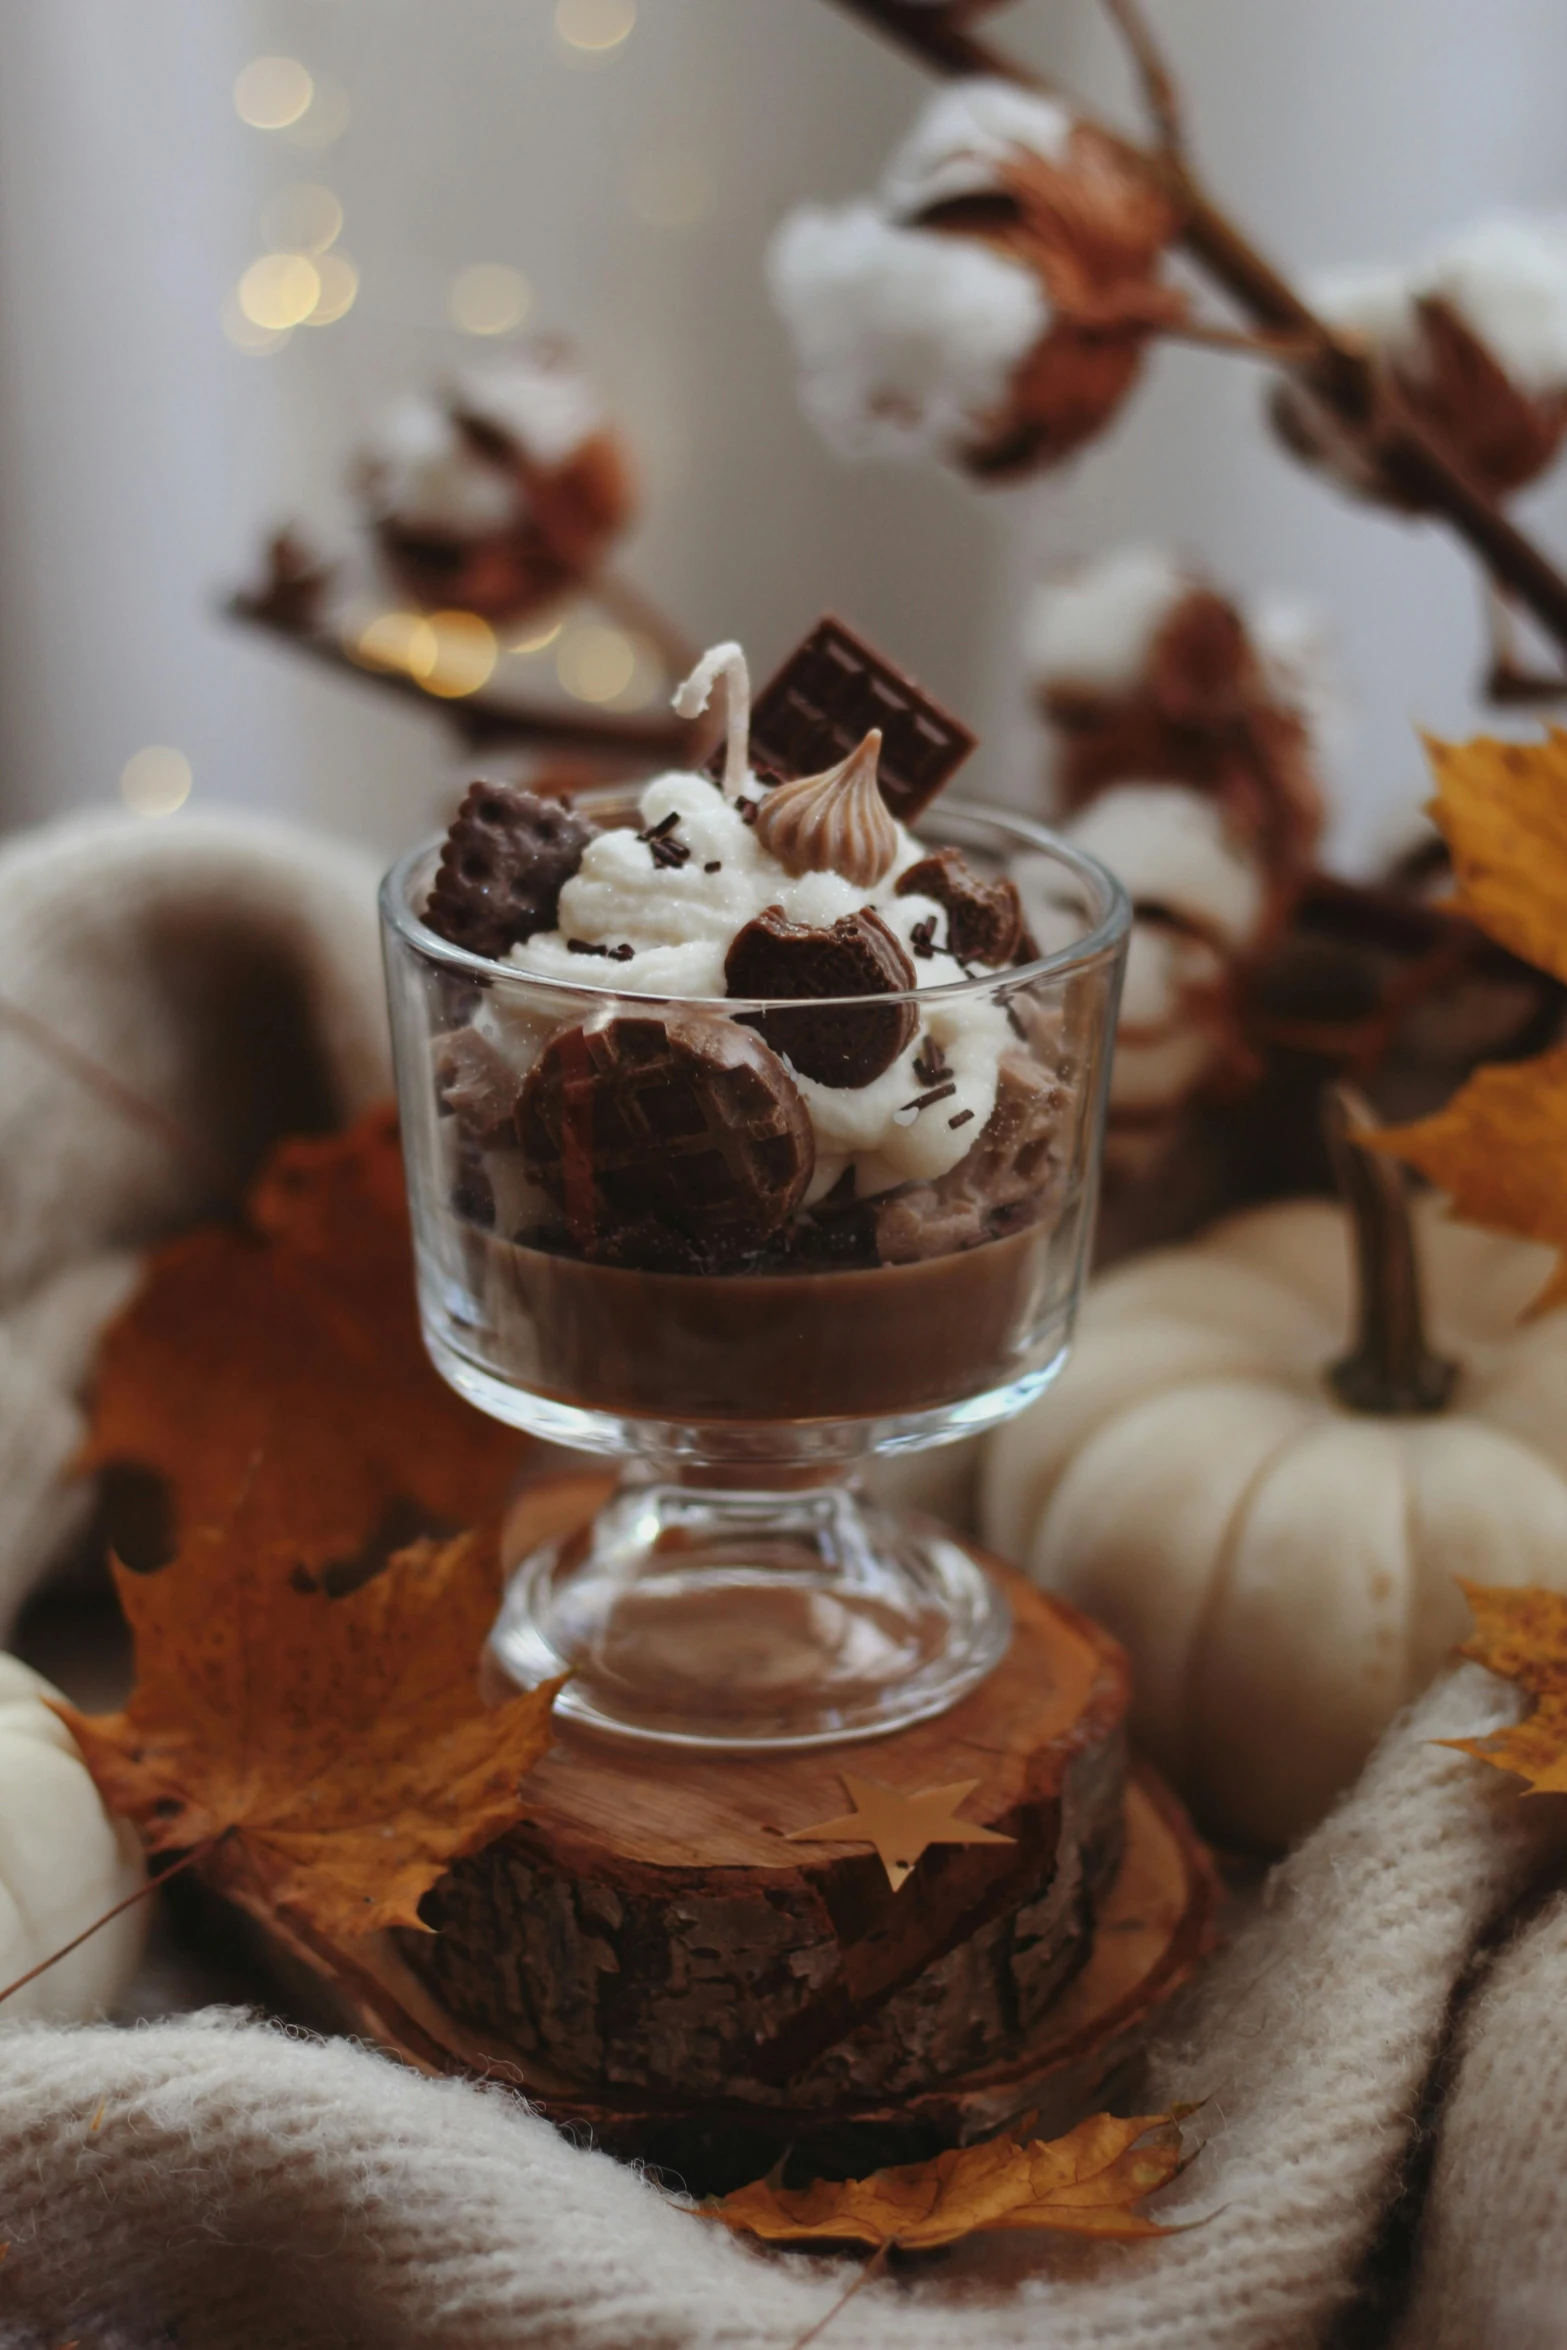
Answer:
822;0;1567;667
1100;0;1185;158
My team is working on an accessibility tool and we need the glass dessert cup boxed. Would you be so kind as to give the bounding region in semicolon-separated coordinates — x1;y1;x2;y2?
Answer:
382;797;1128;1749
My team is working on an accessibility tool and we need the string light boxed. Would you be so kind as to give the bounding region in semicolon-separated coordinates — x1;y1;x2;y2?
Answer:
449;263;532;336
628;153;715;229
238;253;322;331
234;57;314;131
120;747;193;818
557;623;637;704
555;0;636;58
419;613;498;698
260;183;342;255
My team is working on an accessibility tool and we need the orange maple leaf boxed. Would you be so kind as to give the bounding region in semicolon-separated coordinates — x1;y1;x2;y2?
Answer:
711;2109;1190;2251
1443;1580;1567;1797
52;1490;560;1940
83;1105;528;1566
1374;733;1567;1310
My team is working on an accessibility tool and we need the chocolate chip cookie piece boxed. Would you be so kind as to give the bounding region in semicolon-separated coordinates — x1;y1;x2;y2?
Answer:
895;847;1025;966
724;907;919;1089
425;782;592;958
516;1012;815;1266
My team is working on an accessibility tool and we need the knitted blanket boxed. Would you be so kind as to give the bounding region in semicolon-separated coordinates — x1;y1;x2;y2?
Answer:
1;811;1565;2349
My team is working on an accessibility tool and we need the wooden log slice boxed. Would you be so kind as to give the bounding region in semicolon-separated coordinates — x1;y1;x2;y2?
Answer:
398;1508;1131;2111
255;1765;1216;2198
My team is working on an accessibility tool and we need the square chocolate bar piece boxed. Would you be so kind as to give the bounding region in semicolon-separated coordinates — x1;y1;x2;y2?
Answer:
743;616;976;822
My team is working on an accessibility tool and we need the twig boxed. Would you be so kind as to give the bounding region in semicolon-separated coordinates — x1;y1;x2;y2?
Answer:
0;993;241;1203
784;2242;892;2350
821;0;1567;665
226;593;699;766
0;1839;222;2010
1100;0;1185;158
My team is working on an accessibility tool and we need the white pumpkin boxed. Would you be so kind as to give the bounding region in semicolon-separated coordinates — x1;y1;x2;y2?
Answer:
0;1652;144;2019
982;1190;1567;1848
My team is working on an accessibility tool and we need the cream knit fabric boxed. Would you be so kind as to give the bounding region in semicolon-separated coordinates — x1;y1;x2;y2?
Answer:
1;1668;1556;2350
1395;1875;1567;2350
0;809;388;1633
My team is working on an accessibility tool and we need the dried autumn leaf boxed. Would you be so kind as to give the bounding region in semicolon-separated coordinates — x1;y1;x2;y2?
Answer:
52;1490;560;1939
1374;1041;1567;1315
1372;732;1567;1311
1423;729;1567;987
711;2110;1189;2251
1444;1579;1567;1796
84;1104;527;1564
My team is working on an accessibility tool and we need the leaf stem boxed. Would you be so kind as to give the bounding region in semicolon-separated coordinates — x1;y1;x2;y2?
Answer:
0;1837;222;2010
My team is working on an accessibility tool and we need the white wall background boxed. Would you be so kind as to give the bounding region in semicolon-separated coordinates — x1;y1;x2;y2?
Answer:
2;0;1567;869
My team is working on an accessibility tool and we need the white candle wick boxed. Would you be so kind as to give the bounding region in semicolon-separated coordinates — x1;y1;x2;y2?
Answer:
672;641;751;799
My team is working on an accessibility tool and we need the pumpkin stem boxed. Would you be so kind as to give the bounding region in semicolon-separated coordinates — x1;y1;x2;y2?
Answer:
1323;1083;1457;1416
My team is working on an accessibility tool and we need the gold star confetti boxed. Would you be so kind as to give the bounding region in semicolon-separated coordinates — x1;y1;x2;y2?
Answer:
786;1775;1013;1893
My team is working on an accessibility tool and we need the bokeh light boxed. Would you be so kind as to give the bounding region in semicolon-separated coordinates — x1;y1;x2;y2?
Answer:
419;612;499;698
448;263;532;336
509;614;565;656
355;611;438;676
120;747;193;819
285;77;351;151
557;623;637;704
555;0;636;56
220;288;291;355
305;250;359;325
628;152;715;229
234;56;314;131
238;252;322;330
261;183;342;254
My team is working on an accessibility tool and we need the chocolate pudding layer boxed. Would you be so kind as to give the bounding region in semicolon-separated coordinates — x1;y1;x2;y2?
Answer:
460;1211;1071;1424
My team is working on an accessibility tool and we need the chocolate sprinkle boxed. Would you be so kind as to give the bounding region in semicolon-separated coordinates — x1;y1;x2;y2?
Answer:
912;1036;950;1087
909;917;938;961
900;1080;958;1115
425;782;593;959
725;906;919;1090
566;939;635;962
704;860;723;873
949;1109;975;1130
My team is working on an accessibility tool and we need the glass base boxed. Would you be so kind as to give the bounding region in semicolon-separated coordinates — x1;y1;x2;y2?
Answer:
489;1477;1011;1750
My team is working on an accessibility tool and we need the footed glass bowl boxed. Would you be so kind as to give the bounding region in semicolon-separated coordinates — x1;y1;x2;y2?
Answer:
382;796;1128;1748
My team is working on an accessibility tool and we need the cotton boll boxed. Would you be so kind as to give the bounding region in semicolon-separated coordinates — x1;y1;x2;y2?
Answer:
1065;783;1266;951
454;352;608;467
1248;591;1347;772
1022;546;1190;701
1417;214;1567;396
1308;262;1422;362
767;203;1049;466
358;399;519;534
880;79;1076;221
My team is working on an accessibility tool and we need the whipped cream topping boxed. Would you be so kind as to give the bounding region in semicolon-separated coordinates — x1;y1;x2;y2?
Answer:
506;768;1013;1196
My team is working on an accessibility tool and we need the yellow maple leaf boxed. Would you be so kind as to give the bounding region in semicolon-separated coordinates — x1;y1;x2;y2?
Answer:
53;1487;561;1941
1375;1040;1567;1315
1443;1580;1567;1796
710;2109;1190;2251
1423;729;1567;987
1373;733;1567;1309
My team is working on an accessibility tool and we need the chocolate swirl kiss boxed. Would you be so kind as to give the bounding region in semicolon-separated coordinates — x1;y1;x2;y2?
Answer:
751;729;898;891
